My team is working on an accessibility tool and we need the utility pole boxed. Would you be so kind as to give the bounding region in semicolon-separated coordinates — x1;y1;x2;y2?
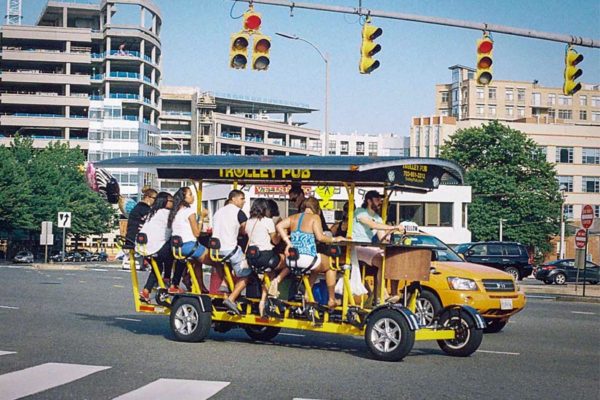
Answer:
235;0;599;48
499;218;507;241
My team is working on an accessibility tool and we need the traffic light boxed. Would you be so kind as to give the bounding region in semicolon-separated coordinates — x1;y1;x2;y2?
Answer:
359;19;382;74
476;34;493;85
563;45;583;96
229;32;249;69
252;33;271;71
243;9;262;32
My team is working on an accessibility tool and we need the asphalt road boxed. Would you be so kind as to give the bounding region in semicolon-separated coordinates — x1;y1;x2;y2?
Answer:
0;265;598;400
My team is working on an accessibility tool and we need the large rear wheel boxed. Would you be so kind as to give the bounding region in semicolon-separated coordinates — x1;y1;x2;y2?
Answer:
483;319;508;334
365;309;414;362
170;297;211;342
437;311;483;357
243;325;281;341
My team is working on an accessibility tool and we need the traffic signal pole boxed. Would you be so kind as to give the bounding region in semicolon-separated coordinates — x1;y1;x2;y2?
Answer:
236;0;599;48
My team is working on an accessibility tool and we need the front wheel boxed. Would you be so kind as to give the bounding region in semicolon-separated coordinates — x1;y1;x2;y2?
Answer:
415;290;442;326
505;267;520;281
365;309;415;362
437;311;483;357
170;297;211;342
243;325;281;341
483;319;508;334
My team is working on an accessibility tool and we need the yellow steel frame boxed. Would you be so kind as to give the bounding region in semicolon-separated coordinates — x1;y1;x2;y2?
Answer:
126;179;456;341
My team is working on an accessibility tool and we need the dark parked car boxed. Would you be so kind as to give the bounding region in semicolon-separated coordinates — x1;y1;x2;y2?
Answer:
13;251;34;263
455;241;533;280
89;251;108;262
535;259;600;285
65;251;84;262
50;251;66;262
79;250;93;262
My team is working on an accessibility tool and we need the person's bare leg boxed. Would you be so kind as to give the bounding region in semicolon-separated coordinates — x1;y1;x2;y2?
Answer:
228;277;248;303
325;269;340;309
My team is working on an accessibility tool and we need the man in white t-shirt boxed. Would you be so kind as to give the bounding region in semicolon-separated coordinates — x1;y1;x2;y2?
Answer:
212;190;249;314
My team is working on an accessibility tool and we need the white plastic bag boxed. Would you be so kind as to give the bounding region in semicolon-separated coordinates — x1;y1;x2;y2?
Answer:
335;249;368;296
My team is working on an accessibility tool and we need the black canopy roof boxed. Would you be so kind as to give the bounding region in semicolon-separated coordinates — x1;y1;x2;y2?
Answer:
95;155;464;192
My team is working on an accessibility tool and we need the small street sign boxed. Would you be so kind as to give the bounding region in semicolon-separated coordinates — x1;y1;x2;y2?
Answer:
581;204;594;229
575;229;587;249
57;212;72;228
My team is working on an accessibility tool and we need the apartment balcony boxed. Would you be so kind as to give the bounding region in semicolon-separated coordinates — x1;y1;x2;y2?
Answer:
0;113;89;129
1;48;91;64
161;111;192;121
0;70;90;85
0;92;90;107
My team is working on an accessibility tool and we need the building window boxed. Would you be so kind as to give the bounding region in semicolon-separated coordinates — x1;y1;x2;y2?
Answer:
547;94;556;106
595;205;600;218
548;109;556;118
583;148;600;164
434;126;440;157
556;147;573;163
476;104;485;116
452;88;459;102
452;69;460;83
340;141;349;155
356;141;365;155
580;110;588;120
488;105;496;117
103;106;122;119
328;140;336;155
558;110;572;120
505;88;514;101
441;91;449;103
591;96;600;107
539;146;547;159
592;112;600;122
517;88;526;102
517;107;525;118
532;92;541;106
579;95;587;106
368;142;378;156
488;87;496;100
476;87;484;99
505;106;514;117
563;205;573;219
424;127;430;157
441;109;449;116
558;96;572;106
425;203;453;227
583;176;600;193
89;108;102;120
557;176;573;192
398;203;424;226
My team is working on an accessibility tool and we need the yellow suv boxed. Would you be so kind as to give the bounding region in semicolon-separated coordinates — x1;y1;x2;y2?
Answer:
401;233;526;333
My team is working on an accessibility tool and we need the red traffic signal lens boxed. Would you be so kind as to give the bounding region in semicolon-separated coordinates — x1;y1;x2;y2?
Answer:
478;40;493;54
232;36;249;50
254;38;271;53
478;56;493;69
244;14;261;30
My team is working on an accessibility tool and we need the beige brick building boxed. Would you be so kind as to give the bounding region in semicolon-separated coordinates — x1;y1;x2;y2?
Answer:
411;66;600;228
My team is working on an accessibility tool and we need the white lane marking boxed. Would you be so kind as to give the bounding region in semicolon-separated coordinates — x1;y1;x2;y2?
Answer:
0;305;19;310
571;311;596;315
112;276;124;280
0;362;110;400
115;317;141;322
89;268;108;272
477;350;520;356
113;378;230;400
279;333;305;337
113;285;125;288
0;351;17;356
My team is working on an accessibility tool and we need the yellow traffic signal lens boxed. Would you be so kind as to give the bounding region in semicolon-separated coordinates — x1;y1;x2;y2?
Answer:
232;37;249;51
254;38;271;53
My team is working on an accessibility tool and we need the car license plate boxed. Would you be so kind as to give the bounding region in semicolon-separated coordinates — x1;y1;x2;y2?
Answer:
500;299;513;310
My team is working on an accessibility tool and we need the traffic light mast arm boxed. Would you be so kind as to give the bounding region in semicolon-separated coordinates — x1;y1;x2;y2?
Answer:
235;0;599;48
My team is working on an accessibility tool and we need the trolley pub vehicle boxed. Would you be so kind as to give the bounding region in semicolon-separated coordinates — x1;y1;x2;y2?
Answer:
96;155;486;362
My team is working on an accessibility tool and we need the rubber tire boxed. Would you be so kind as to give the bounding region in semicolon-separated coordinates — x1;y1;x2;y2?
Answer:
365;309;415;362
170;297;211;342
437;311;483;357
483;319;508;334
155;288;170;307
543;280;552;285
505;267;520;281
415;290;442;327
243;325;281;341
554;273;567;285
589;281;599;285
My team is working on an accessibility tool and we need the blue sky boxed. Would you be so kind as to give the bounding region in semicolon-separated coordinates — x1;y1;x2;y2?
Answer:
21;0;600;135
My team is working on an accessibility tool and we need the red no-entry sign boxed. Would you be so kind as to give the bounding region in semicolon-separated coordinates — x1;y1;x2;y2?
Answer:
581;204;594;229
575;229;587;249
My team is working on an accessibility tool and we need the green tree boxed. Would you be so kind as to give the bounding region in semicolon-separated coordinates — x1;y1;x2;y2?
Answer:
0;146;35;232
440;121;561;253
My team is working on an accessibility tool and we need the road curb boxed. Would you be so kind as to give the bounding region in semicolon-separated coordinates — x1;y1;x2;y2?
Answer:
554;295;600;304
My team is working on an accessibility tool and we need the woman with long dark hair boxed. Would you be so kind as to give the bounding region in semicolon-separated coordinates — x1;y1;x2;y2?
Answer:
246;198;287;316
167;187;208;294
138;192;174;302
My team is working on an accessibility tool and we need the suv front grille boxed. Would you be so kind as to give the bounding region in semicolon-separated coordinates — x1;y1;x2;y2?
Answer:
482;279;515;292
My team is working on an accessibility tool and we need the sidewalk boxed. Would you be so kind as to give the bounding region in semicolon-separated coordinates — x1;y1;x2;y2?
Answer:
521;278;600;303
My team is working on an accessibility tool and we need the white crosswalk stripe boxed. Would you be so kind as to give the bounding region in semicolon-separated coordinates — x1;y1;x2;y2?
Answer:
0;362;110;400
113;378;230;400
0;350;16;356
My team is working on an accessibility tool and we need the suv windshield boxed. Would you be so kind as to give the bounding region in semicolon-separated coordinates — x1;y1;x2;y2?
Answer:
406;235;464;262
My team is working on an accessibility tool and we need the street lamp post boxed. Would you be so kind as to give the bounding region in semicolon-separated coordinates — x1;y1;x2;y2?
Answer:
559;184;567;259
276;32;329;155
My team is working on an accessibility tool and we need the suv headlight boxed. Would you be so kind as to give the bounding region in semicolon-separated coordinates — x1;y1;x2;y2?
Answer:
447;277;478;291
